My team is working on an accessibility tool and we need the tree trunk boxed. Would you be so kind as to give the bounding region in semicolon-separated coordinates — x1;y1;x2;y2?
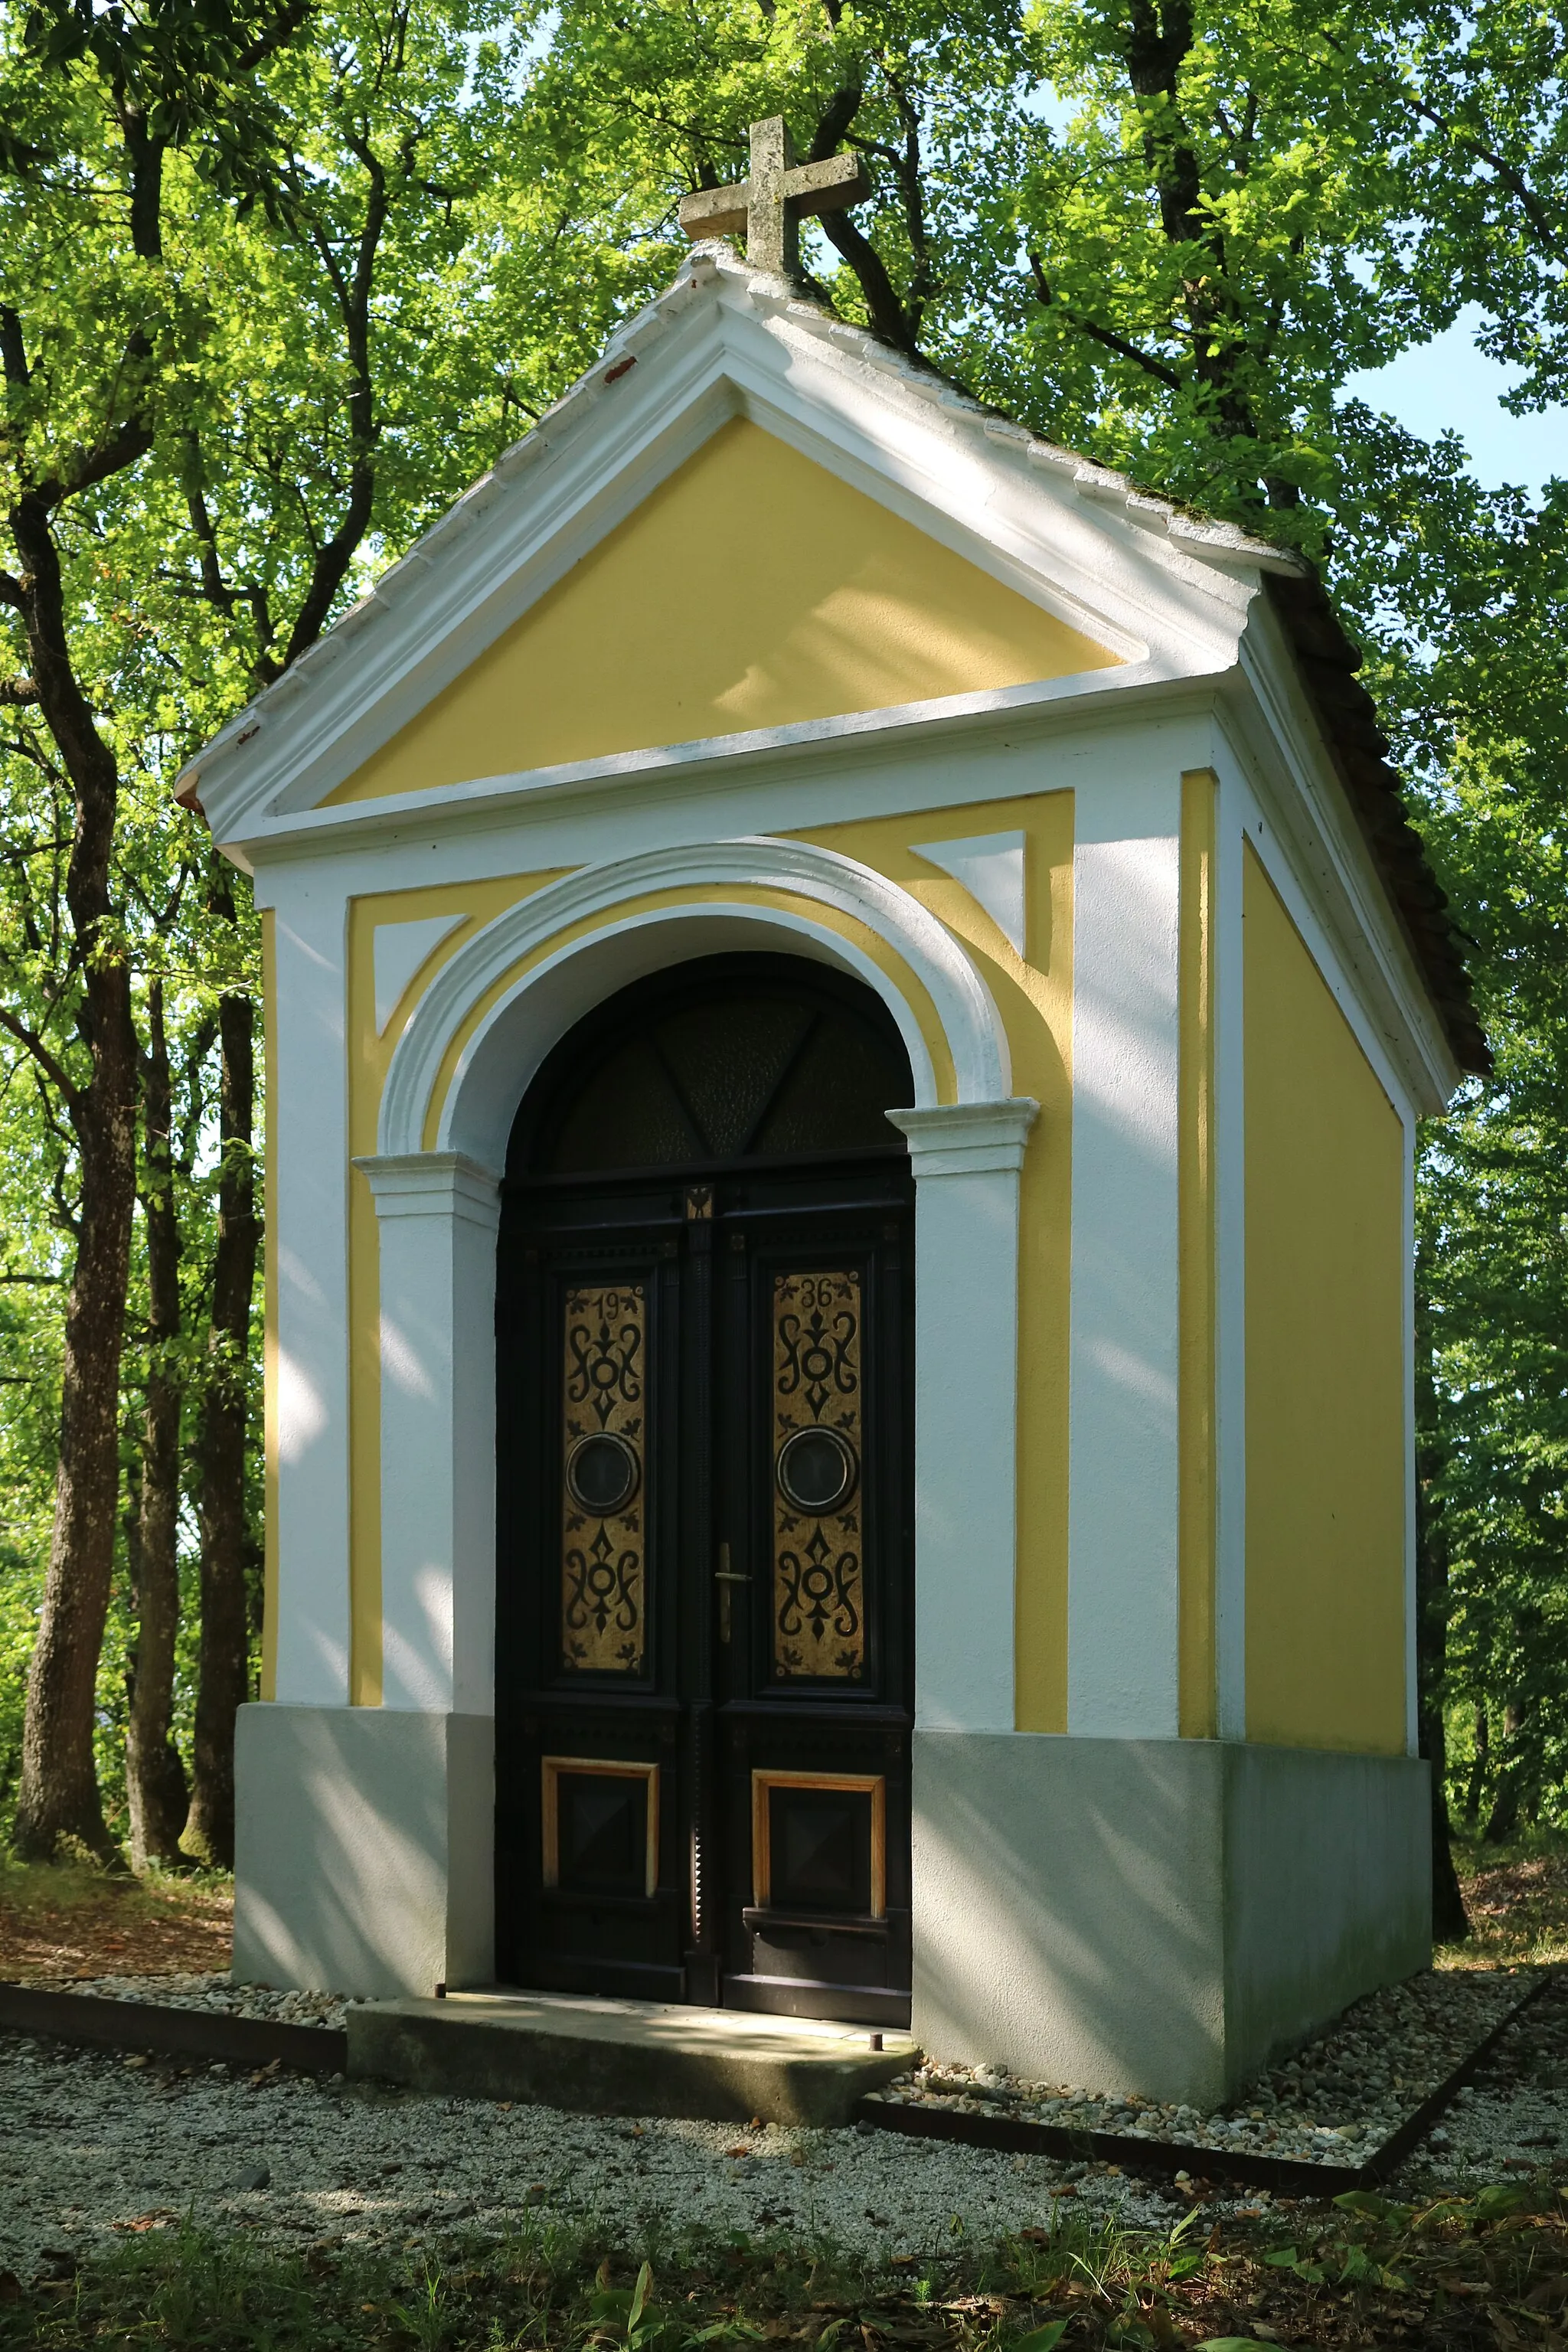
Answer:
12;990;139;1860
10;492;142;1863
1465;1703;1490;1824
184;935;260;1868
1484;1698;1527;1844
126;978;189;1870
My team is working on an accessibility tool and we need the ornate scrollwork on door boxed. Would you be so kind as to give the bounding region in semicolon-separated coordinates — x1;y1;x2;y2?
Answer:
772;1270;864;1680
561;1283;646;1674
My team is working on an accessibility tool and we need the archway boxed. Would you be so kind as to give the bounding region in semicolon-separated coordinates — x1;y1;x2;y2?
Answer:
359;842;1037;2005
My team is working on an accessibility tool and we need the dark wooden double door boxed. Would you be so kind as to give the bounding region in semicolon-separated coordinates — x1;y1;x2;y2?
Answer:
495;956;914;2026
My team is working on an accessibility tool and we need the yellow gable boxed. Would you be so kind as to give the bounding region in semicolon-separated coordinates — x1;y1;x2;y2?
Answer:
326;419;1118;803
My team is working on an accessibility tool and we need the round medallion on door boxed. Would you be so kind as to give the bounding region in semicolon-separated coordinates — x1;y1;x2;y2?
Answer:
776;1425;858;1515
566;1430;642;1517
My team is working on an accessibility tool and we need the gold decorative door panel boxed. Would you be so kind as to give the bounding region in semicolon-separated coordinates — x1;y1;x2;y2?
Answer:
560;1282;647;1674
771;1269;864;1680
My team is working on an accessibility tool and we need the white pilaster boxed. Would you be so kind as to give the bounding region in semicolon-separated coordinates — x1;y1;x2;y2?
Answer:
357;1152;503;1714
887;1099;1039;1733
269;880;353;1705
1067;777;1182;1736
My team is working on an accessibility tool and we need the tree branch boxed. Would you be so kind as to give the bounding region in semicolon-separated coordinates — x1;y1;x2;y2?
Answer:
0;998;81;1110
232;0;315;75
1027;253;1184;388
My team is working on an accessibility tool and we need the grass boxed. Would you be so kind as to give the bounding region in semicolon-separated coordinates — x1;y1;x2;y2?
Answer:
2;2184;1566;2350
0;1852;231;1981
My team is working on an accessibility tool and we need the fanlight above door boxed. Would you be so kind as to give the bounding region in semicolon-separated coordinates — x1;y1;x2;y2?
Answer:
510;954;913;1180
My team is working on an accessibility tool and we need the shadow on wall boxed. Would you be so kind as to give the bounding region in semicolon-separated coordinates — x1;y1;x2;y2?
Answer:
912;1733;1430;2108
233;1704;494;2000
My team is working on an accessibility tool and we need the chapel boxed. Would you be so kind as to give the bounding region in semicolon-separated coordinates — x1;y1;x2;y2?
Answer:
180;130;1487;2108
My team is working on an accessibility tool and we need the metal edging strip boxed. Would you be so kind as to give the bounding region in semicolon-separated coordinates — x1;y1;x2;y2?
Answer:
0;1983;348;2076
853;1974;1550;2200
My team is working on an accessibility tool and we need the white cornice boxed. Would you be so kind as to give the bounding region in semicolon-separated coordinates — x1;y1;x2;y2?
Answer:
230;658;1226;871
887;1099;1040;1176
1222;605;1459;1112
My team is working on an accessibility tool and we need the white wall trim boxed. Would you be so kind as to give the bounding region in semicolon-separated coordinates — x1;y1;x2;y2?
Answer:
1219;635;1456;1116
270;880;354;1707
357;1152;503;1714
378;836;1012;1166
888;1101;1039;1730
1067;770;1183;1739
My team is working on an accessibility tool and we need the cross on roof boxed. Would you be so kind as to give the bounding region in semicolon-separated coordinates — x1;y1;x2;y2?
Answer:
678;117;871;277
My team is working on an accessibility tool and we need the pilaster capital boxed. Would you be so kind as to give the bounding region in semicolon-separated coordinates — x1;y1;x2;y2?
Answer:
354;1151;502;1229
885;1098;1040;1178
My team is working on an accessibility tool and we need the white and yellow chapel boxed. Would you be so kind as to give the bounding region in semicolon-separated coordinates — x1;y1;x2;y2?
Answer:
179;179;1487;2107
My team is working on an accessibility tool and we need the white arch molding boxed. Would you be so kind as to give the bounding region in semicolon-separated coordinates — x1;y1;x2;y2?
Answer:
377;836;1013;1165
355;836;1038;1756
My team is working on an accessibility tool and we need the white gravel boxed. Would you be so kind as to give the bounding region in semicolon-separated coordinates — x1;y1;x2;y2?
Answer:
6;1966;1560;2282
1413;2079;1568;2185
0;2030;1185;2281
1393;1971;1568;2194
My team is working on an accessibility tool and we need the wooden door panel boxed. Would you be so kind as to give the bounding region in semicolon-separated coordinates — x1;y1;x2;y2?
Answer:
495;1216;688;1996
714;1202;913;2027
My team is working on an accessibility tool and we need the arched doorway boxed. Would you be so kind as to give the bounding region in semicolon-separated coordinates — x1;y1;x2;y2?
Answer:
494;952;915;2024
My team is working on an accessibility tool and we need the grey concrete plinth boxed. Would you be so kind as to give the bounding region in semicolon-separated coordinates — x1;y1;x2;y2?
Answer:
233;1702;495;1999
912;1730;1431;2110
348;1991;917;2124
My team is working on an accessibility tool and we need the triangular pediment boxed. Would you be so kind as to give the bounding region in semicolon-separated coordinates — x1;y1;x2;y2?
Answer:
326;421;1116;805
182;247;1297;846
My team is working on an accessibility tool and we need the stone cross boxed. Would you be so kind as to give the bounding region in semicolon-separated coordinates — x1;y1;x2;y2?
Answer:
678;117;871;277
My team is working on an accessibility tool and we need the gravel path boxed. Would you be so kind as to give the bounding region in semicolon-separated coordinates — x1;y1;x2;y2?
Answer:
6;1968;1565;2282
57;1971;354;2030
1396;1968;1568;2192
0;2033;1180;2280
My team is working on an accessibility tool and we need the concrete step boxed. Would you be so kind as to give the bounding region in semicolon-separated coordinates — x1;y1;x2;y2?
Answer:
347;1989;918;2125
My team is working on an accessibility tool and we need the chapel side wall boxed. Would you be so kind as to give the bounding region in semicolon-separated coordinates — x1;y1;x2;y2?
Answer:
1241;838;1408;1755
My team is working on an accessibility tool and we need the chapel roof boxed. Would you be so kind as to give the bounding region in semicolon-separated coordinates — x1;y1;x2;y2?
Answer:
178;242;1488;1077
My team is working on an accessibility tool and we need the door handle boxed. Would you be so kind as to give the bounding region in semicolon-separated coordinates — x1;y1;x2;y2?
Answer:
715;1542;748;1645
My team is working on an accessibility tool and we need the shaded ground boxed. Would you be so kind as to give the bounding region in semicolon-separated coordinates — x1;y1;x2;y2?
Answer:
1446;1840;1568;1970
1;1838;1567;2344
2;2182;1566;2351
0;1859;230;1981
